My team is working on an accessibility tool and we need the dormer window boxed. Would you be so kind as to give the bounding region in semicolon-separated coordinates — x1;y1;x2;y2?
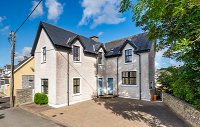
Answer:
125;49;132;63
98;52;103;64
73;45;80;61
42;47;46;63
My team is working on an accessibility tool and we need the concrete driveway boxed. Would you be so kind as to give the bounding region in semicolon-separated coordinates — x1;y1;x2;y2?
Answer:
0;108;65;127
41;98;188;127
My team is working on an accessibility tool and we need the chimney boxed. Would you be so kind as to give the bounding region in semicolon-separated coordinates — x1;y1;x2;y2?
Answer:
90;36;98;42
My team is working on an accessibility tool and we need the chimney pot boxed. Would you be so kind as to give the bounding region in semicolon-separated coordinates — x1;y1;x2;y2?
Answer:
90;36;98;41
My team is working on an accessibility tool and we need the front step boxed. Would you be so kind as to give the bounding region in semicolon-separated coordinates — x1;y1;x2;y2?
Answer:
99;95;115;99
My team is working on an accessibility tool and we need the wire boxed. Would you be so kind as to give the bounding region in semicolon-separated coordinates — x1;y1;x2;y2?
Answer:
14;0;43;34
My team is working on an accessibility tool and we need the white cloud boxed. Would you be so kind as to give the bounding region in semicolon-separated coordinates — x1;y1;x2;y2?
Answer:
0;16;6;23
0;25;10;35
45;0;64;22
155;49;184;69
79;0;126;28
30;0;44;19
15;47;32;62
97;32;103;37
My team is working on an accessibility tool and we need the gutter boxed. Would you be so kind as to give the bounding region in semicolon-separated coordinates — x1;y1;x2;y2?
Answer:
67;52;70;106
135;52;142;100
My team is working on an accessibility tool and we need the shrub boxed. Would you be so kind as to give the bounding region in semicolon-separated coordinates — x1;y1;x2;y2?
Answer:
34;93;48;105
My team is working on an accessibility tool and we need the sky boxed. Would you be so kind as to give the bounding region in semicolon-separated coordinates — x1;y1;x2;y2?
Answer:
0;0;179;69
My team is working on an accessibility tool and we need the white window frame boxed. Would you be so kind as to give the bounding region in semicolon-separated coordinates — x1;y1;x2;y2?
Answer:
98;52;103;65
72;77;81;96
124;49;133;64
41;79;48;94
41;46;46;63
73;45;81;63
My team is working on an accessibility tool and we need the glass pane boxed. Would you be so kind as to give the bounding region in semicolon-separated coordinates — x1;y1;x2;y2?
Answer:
130;78;136;85
125;78;128;84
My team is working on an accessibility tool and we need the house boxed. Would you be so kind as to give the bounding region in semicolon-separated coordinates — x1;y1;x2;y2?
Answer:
1;57;35;96
31;22;155;108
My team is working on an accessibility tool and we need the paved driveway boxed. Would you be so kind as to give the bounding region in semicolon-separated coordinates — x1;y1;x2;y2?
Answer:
0;108;65;127
41;98;188;127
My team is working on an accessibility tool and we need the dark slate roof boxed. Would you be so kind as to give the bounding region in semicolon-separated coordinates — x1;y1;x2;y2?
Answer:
31;22;153;57
105;33;153;57
31;22;102;55
14;57;31;70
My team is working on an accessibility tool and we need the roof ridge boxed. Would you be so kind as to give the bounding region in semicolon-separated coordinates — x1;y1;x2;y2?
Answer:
106;32;147;44
40;21;100;44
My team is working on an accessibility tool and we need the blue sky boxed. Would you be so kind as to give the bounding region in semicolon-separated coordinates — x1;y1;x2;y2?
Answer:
0;0;177;69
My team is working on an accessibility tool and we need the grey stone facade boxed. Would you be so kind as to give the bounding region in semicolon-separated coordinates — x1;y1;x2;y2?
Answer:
163;92;200;127
15;89;33;106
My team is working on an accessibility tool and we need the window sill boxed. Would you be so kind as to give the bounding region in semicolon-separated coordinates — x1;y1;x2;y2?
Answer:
72;93;81;96
41;61;46;64
124;62;133;65
73;61;81;63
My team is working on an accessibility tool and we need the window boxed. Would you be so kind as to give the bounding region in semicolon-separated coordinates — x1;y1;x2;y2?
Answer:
125;49;132;63
98;52;103;64
73;46;80;61
73;78;80;94
41;79;48;94
42;47;46;62
122;71;136;85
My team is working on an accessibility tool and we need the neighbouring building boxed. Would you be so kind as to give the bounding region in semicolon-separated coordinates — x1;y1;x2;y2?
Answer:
31;22;155;108
1;57;35;96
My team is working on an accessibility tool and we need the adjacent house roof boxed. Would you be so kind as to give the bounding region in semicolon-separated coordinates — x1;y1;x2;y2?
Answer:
31;22;102;55
105;33;153;57
31;21;153;57
14;56;33;72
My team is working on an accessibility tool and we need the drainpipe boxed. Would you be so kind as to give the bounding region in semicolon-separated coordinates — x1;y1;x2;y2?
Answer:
96;54;98;97
116;56;119;96
67;52;70;106
136;52;142;100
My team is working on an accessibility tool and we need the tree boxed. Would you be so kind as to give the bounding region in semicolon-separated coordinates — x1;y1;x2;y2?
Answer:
120;0;200;109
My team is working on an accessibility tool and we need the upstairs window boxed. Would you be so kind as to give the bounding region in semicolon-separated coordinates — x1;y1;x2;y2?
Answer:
73;46;80;61
122;71;136;85
125;49;132;63
42;47;46;62
98;52;103;64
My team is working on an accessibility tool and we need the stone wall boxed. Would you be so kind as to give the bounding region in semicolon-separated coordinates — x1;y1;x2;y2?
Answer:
162;92;200;127
15;88;33;106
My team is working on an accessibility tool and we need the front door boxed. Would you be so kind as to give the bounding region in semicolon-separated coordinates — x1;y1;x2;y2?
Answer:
107;78;114;95
98;78;103;96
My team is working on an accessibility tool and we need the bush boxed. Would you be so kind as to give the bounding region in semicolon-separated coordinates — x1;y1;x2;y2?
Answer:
34;93;48;105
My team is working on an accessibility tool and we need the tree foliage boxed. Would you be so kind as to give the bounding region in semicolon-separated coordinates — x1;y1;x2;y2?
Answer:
120;0;200;109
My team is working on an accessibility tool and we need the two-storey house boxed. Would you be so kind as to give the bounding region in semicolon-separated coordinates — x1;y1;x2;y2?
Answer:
31;22;155;108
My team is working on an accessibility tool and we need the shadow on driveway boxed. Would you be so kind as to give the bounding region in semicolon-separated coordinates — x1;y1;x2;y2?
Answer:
94;98;188;127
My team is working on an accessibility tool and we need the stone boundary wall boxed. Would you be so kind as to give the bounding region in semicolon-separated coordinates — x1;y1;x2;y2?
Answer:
162;92;200;127
15;88;33;106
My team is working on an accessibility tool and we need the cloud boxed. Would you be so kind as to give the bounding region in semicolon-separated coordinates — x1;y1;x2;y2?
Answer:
15;47;32;62
79;0;126;28
0;16;6;23
0;25;10;35
45;0;64;22
30;0;44;19
97;32;103;37
155;49;184;69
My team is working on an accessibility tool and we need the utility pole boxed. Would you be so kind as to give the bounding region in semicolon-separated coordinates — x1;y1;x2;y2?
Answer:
9;31;15;107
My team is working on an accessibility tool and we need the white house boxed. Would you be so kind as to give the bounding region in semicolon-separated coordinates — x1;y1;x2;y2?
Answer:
31;22;155;108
